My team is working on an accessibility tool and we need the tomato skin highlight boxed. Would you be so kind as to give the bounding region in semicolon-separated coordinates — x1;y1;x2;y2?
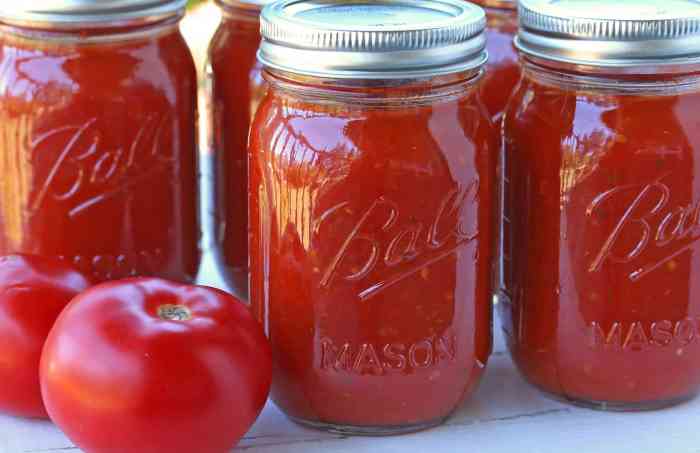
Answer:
40;277;272;453
0;254;92;418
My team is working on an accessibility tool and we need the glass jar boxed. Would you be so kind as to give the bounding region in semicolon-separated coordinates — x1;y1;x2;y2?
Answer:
0;1;200;282
472;0;519;124
209;0;269;300
500;0;700;410
250;0;496;435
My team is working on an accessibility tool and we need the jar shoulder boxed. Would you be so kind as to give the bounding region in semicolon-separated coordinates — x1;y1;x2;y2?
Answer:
505;75;700;156
251;88;495;163
0;29;196;107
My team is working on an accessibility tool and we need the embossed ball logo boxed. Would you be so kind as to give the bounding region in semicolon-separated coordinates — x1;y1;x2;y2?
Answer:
586;174;700;281
27;113;174;219
314;182;479;300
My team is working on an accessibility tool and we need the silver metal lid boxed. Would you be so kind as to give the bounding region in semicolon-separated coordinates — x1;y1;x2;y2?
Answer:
0;0;187;29
517;0;700;69
258;0;488;79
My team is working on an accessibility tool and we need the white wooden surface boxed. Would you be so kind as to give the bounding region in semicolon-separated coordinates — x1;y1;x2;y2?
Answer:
2;256;700;453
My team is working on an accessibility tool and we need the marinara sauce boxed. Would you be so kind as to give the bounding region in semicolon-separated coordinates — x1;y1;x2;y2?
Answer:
250;0;496;434
501;0;700;410
209;0;269;300
471;0;519;124
0;1;200;282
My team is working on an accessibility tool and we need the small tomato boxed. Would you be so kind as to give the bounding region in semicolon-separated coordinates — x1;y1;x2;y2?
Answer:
40;277;272;453
0;254;92;418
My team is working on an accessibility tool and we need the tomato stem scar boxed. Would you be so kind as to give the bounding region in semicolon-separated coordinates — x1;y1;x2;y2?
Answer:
157;304;192;321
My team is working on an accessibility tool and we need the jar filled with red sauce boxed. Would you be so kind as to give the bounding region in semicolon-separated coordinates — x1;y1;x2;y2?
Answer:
0;1;200;283
209;0;269;300
500;0;700;410
250;0;496;434
471;0;519;124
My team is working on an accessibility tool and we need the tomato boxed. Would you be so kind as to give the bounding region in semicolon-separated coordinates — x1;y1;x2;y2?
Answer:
40;277;272;453
0;254;92;418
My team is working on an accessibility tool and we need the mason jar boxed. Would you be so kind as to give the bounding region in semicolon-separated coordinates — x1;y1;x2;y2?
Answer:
500;0;700;410
209;0;270;300
249;0;497;434
0;1;200;282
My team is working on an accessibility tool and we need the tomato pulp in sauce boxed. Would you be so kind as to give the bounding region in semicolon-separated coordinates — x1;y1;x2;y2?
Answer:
210;1;267;299
501;63;700;406
250;71;496;428
0;22;200;282
473;1;519;124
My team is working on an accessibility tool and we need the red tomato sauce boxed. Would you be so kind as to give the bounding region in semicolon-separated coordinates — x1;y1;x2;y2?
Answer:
209;3;267;300
0;22;200;283
501;62;700;407
250;71;496;428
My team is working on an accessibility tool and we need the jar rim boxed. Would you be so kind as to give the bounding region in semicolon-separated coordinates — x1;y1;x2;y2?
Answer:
262;65;486;107
519;51;700;77
0;18;181;43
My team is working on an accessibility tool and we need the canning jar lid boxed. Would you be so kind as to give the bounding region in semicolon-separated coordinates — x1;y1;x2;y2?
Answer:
258;0;488;79
0;0;187;29
517;0;700;69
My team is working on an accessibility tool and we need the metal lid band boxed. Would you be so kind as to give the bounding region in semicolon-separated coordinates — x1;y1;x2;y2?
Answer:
517;0;700;69
0;0;187;29
258;0;488;79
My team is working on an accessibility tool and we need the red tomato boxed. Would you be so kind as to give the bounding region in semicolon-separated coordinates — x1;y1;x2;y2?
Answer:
40;278;272;453
0;254;92;418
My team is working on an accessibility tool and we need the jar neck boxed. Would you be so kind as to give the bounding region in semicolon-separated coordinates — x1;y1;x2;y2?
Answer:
521;56;700;95
263;68;484;105
471;0;517;12
0;15;183;44
217;0;262;23
484;6;517;30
